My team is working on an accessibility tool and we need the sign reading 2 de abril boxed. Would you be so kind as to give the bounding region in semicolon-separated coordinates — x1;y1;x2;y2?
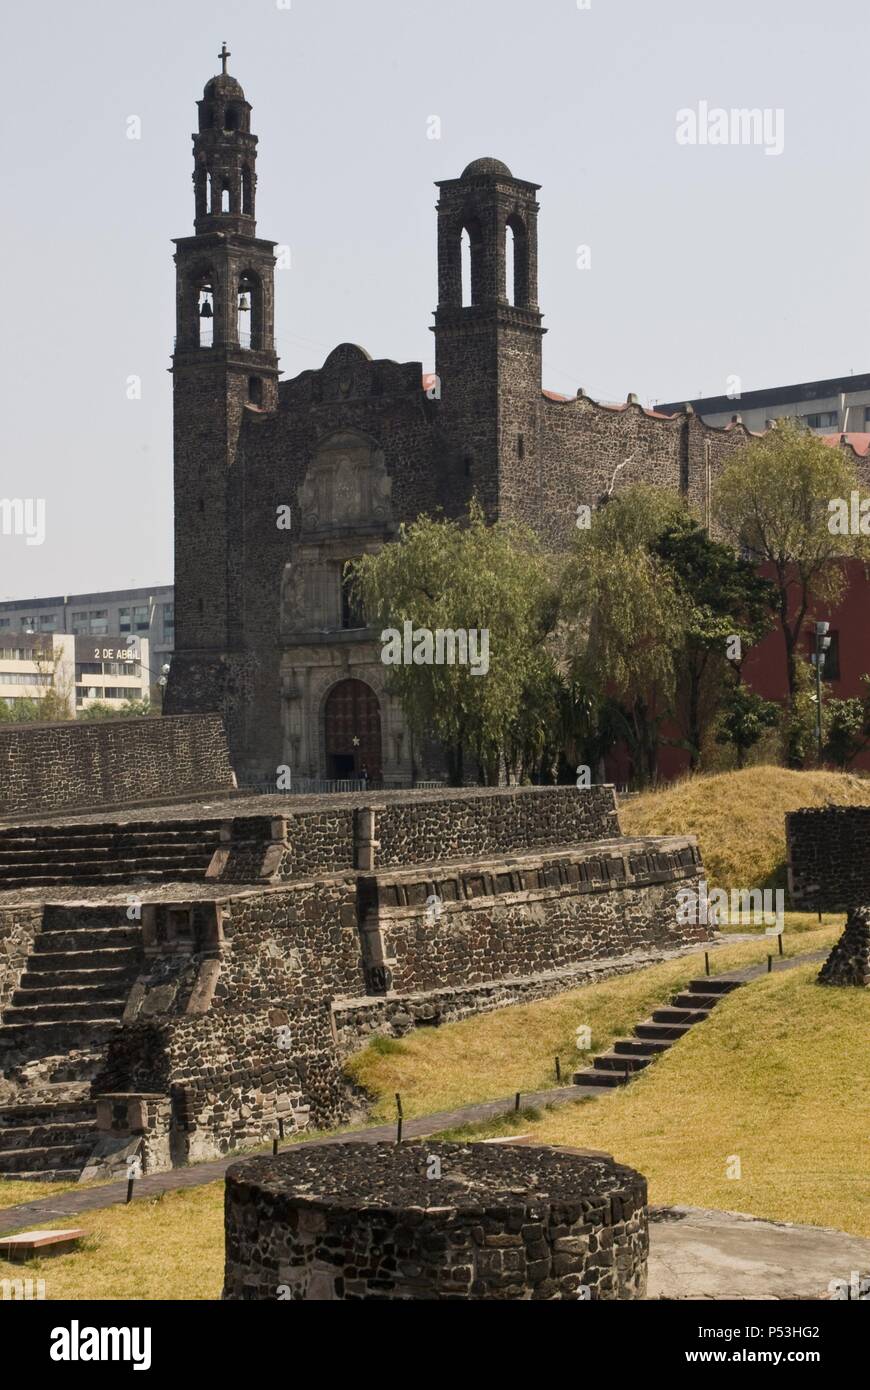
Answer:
74;638;140;664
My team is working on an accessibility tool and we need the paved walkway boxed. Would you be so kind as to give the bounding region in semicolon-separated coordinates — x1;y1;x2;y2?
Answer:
0;943;830;1237
649;1206;870;1300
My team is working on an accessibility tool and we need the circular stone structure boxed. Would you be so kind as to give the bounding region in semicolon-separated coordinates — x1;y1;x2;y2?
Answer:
223;1142;648;1300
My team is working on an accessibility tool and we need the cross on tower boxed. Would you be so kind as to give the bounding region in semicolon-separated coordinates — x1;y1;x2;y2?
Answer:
219;42;230;75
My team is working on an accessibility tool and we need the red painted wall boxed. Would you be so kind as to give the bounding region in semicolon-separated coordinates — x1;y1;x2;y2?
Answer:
604;559;870;785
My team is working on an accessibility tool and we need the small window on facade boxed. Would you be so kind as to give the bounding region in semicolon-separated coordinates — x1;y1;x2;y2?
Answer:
517;433;525;459
248;376;263;406
341;566;365;631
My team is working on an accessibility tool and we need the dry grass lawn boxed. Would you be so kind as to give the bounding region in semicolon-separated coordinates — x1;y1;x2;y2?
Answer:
449;963;870;1237
1;921;862;1297
0;1182;225;1300
345;917;841;1122
620;765;870;891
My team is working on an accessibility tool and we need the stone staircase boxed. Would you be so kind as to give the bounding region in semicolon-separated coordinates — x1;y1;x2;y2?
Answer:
0;905;144;1179
0;819;222;890
574;976;744;1088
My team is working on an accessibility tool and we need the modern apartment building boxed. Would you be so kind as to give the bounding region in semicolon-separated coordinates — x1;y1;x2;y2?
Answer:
0;631;153;715
0;586;174;698
656;371;870;436
0;633;75;716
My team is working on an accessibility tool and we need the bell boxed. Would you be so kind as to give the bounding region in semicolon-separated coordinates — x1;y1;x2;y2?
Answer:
238;293;251;312
199;300;213;319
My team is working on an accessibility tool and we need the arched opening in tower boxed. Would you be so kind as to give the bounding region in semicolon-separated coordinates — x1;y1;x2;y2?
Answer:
196;277;215;347
461;228;473;307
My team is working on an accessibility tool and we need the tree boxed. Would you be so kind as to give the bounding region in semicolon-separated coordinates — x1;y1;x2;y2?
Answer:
823;676;870;768
654;516;777;769
715;682;780;768
78;699;155;721
349;503;559;785
714;419;868;711
780;659;818;769
562;486;690;786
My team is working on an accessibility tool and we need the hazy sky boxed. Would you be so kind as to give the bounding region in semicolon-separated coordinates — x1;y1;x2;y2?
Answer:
3;0;868;599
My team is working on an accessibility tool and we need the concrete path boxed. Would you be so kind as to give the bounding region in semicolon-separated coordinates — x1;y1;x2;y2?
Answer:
649;1206;870;1300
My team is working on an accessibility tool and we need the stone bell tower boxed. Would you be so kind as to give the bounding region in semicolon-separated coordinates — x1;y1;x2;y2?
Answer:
165;45;279;731
432;158;546;528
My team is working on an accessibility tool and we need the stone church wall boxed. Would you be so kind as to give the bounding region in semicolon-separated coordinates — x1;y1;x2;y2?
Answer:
0;713;235;819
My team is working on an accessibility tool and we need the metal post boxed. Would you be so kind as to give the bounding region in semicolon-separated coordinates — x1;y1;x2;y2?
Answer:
515;1092;521;1113
555;1056;561;1083
395;1093;403;1145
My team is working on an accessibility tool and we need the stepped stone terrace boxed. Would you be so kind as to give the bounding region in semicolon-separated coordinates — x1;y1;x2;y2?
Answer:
0;782;711;1181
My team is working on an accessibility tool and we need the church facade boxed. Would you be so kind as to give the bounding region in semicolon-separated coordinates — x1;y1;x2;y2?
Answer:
164;57;852;786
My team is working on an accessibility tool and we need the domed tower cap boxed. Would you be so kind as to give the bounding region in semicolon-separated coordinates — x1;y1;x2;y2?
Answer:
204;73;246;100
461;157;514;179
203;42;246;101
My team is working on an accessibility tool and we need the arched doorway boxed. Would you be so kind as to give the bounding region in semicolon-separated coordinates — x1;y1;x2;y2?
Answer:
324;679;382;782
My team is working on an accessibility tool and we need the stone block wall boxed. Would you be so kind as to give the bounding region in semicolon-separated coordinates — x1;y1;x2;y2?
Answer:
358;839;705;996
0;904;43;1012
95;1006;344;1164
375;785;621;866
223;1142;649;1301
94;880;366;1155
331;943;705;1053
786;805;870;909
266;785;622;881
0;713;235;818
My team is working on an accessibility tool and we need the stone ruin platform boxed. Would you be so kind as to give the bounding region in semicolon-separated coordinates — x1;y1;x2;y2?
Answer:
0;782;709;1180
223;1141;649;1300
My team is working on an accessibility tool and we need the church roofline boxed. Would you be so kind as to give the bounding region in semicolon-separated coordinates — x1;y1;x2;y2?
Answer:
541;388;775;436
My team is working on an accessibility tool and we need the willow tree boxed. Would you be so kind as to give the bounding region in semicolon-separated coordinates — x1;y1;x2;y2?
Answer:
562;486;691;786
714;419;868;704
348;503;559;785
654;515;777;769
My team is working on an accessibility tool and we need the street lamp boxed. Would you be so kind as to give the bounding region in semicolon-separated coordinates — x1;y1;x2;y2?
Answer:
811;622;832;762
